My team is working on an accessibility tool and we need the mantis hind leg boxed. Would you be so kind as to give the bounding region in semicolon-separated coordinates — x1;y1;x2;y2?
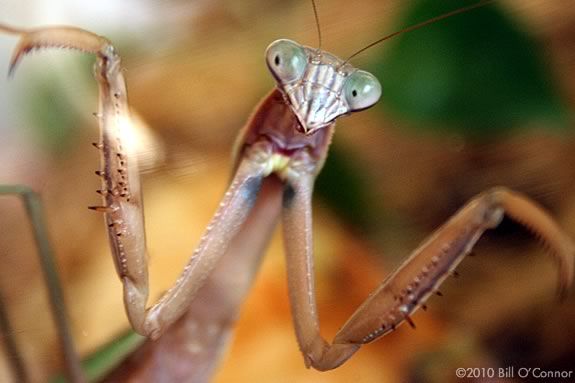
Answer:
0;185;85;383
0;276;29;383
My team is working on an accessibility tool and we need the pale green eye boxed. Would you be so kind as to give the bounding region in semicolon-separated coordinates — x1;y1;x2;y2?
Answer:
344;70;382;111
266;39;307;84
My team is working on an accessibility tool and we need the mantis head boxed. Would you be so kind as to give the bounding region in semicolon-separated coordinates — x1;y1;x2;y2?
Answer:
265;39;381;135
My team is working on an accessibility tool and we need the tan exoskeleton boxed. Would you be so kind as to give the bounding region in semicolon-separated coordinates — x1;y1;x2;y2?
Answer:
1;0;574;381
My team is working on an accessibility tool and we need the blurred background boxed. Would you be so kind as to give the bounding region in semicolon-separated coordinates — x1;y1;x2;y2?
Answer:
1;0;575;382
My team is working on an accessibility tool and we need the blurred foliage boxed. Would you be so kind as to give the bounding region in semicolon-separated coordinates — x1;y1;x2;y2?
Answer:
315;143;377;230
371;0;570;136
26;74;79;152
19;55;94;154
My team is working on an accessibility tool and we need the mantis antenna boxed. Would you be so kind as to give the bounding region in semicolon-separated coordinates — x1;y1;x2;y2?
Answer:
343;0;496;64
311;0;322;51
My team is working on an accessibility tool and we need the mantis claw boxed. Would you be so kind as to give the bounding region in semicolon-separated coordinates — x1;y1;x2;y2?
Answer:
0;23;112;76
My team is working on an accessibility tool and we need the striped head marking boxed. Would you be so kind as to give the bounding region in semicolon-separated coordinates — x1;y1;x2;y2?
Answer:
265;39;381;135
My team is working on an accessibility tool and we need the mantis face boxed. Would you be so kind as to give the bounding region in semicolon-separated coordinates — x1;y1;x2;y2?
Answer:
265;39;382;134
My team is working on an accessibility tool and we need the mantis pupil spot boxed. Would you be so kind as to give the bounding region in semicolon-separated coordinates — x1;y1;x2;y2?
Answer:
274;55;280;65
352;89;358;97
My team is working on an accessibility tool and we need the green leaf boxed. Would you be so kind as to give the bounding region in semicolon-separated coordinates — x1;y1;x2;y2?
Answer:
370;0;569;136
50;330;144;383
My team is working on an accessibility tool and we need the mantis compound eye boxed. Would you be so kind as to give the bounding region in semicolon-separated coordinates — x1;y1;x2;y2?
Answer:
343;70;382;111
265;39;308;84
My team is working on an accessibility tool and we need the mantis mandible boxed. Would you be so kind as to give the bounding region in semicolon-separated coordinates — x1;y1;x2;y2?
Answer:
0;0;574;381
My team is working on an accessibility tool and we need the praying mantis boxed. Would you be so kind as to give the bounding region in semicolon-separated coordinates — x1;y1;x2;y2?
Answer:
1;0;574;382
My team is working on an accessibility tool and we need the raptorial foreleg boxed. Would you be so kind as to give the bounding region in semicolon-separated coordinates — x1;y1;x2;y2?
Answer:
0;24;277;340
282;174;574;371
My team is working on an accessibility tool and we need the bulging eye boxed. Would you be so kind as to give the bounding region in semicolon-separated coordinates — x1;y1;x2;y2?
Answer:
343;70;382;111
265;39;307;84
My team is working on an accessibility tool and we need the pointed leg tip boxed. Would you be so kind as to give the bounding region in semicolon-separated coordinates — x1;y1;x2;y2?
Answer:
1;26;29;78
7;58;20;78
88;205;111;213
7;42;32;78
405;315;416;329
